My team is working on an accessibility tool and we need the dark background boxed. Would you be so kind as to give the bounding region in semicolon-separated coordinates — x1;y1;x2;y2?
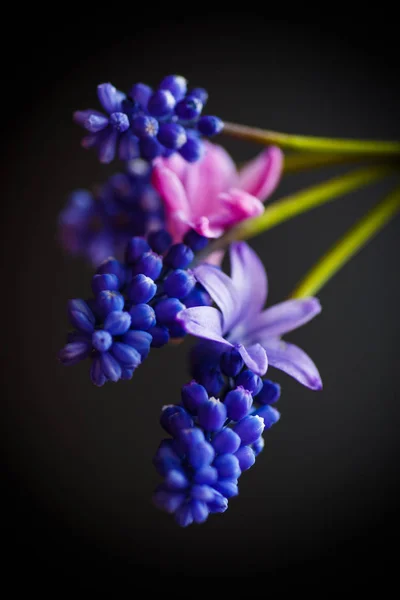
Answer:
2;17;399;580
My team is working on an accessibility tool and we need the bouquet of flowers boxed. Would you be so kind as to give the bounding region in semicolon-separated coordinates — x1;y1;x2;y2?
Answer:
58;75;400;527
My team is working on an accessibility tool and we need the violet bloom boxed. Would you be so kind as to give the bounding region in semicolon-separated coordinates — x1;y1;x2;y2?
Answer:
177;242;322;390
152;142;283;242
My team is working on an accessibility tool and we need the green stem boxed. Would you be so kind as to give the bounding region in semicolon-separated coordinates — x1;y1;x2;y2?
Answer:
289;186;400;299
283;152;400;174
197;166;393;260
223;122;400;156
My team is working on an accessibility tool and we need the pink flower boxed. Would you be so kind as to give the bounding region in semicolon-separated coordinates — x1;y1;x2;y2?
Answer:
152;142;284;242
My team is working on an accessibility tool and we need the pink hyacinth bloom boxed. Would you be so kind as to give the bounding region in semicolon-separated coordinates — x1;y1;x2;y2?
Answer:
152;142;284;242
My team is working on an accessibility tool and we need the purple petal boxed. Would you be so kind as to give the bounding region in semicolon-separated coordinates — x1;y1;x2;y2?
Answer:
73;109;108;132
193;264;239;333
262;338;322;390
236;343;268;376
97;83;125;114
176;306;230;347
246;298;321;341
98;129;117;164
230;242;268;322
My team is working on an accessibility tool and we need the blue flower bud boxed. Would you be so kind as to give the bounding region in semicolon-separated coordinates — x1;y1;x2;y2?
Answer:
149;325;169;347
109;112;130;132
157;123;187;149
214;479;239;498
198;115;224;136
104;310;131;335
164;243;194;269
127;274;157;304
164;269;195;299
153;440;182;476
197;367;224;397
220;348;244;377
129;83;152;109
191;484;215;502
153;488;185;514
181;381;208;414
67;299;95;334
177;427;205;452
122;330;152;359
129;304;156;330
91;273;120;295
97;257;125;285
188;87;208;105
179;136;204;162
159;75;187;101
92;330;113;352
120;367;135;380
96;290;125;317
188;440;215;470
160;405;193;436
255;405;280;429
252;436;265;456
212;428;241;455
234;446;256;471
224;386;253;421
190;499;209;524
90;356;107;387
193;466;218;485
175;96;203;122
183;229;208;252
139;137;163;160
184;284;212;308
233;415;265;445
148;89;176;118
164;470;189;491
100;352;122;382
235;370;262;395
175;503;193;527
111;342;141;368
131;115;159;138
147;229;172;254
213;454;241;479
257;380;281;405
168;322;187;339
208;494;228;514
197;397;227;432
133;251;163;280
155;298;186;325
125;237;150;264
59;341;91;365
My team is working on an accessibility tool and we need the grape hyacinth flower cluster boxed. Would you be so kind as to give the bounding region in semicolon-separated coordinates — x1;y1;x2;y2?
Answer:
58;229;211;385
58;160;164;265
74;75;224;164
153;347;281;526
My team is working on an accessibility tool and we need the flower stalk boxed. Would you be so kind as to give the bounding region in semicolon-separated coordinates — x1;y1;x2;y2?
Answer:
222;122;400;156
198;166;394;260
289;185;400;299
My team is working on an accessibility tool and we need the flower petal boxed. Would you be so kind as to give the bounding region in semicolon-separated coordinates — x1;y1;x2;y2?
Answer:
230;242;268;321
237;146;284;202
97;83;125;114
215;188;264;225
262;338;322;390
236;343;268;376
152;161;191;242
193;264;240;333
246;298;321;341
176;306;230;346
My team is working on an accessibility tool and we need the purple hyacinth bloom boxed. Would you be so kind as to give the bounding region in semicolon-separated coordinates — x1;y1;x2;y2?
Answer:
177;242;322;390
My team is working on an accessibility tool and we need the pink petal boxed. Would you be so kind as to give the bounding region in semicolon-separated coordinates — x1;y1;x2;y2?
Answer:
212;188;264;229
152;163;191;242
237;146;284;202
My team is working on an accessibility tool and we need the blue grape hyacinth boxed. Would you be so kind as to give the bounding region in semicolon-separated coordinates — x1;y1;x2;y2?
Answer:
74;75;224;164
153;347;281;526
58;230;211;385
58;160;164;266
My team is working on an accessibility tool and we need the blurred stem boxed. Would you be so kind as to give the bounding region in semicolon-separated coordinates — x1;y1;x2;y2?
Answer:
223;122;400;156
289;186;400;298
197;166;393;260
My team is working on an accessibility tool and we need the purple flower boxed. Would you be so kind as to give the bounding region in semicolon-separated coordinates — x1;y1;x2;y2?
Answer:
177;242;322;390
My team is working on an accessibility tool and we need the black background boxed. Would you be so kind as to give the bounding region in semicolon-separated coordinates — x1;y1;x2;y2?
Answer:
2;16;399;580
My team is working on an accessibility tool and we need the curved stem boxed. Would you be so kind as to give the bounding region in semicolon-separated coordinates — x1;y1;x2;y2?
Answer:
223;122;400;156
289;186;400;299
283;152;400;174
197;166;393;261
